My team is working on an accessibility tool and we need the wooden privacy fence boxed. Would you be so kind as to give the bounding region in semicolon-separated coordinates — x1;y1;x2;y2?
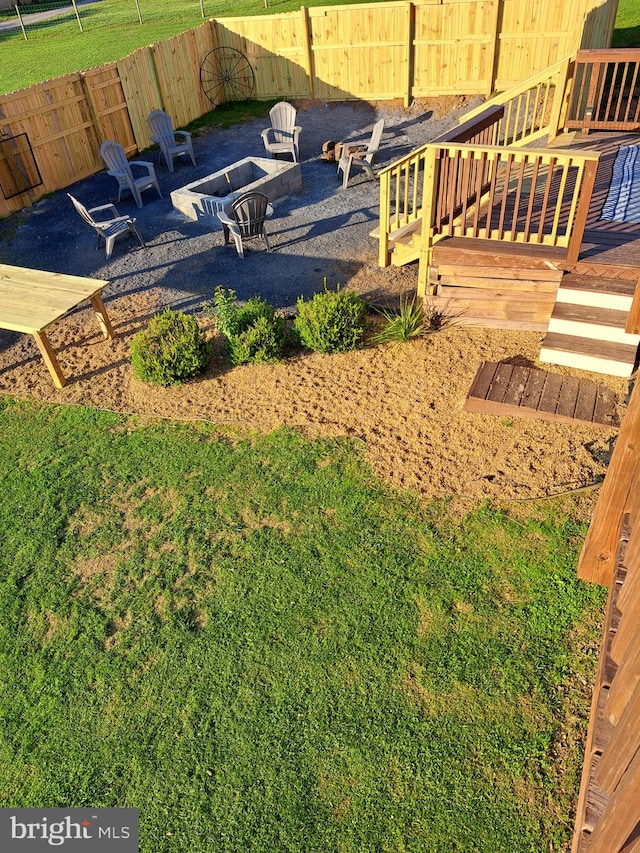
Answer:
0;0;616;217
571;380;640;852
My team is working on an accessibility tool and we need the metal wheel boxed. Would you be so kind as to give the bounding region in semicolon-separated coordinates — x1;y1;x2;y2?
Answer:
200;47;255;106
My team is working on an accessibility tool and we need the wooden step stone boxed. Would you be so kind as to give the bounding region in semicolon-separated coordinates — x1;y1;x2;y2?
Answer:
465;361;620;427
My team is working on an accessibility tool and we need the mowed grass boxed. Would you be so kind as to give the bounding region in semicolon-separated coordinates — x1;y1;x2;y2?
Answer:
0;397;605;852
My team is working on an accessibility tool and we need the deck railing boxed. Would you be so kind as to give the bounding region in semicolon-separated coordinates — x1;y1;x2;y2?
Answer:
571;381;640;853
565;48;640;132
377;55;581;293
377;105;504;268
427;142;598;247
453;54;574;147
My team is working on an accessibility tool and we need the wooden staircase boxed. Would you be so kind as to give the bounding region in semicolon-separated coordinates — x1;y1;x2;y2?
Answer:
540;274;640;378
388;220;421;267
429;238;565;331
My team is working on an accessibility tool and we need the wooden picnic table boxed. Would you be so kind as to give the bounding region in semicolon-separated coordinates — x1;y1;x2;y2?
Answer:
0;263;114;389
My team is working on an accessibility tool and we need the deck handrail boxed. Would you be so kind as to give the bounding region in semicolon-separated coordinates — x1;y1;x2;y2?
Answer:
454;54;575;146
377;54;577;288
565;48;640;132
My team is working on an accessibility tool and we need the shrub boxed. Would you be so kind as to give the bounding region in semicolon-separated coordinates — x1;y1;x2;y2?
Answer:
130;308;210;386
294;284;367;354
207;286;285;366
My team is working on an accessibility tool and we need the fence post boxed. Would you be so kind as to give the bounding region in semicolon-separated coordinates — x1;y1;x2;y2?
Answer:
487;0;501;96
134;0;142;25
14;5;27;40
301;7;315;101
404;2;414;109
71;0;83;33
199;0;205;18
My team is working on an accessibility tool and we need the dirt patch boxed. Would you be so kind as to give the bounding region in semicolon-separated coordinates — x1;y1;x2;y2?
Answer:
0;273;627;511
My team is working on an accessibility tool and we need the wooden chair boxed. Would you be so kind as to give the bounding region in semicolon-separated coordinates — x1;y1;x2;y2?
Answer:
99;140;162;209
147;110;196;173
261;102;301;163
216;191;273;258
68;194;145;259
337;119;385;189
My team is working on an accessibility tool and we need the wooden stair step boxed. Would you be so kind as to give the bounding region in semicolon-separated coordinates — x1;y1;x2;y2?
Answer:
432;236;567;269
540;332;639;377
549;303;638;340
464;361;620;427
370;218;422;244
540;332;639;363
552;303;629;328
391;243;420;266
558;274;637;298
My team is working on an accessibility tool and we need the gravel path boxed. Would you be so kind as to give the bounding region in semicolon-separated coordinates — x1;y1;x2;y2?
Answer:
3;97;479;316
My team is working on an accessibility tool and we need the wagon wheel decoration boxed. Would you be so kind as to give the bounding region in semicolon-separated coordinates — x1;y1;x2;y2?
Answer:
200;47;255;106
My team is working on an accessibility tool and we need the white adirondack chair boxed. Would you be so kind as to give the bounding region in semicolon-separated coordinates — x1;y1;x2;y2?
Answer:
261;102;301;163
147;110;196;172
337;118;385;189
99;140;162;208
68;194;145;259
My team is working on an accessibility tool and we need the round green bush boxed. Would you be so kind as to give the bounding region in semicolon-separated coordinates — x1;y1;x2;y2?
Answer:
130;308;210;386
294;285;367;354
208;287;285;366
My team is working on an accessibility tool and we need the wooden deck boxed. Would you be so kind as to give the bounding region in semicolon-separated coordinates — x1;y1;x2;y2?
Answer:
549;130;640;276
465;361;620;427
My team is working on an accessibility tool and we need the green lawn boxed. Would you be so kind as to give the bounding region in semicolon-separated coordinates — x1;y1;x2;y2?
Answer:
1;0;638;94
0;0;382;95
612;0;640;46
0;396;605;851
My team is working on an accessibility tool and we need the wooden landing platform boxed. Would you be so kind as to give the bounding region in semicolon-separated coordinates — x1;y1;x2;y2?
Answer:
465;361;620;427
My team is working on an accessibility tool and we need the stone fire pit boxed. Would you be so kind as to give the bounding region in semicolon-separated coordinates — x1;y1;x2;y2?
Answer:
170;156;302;221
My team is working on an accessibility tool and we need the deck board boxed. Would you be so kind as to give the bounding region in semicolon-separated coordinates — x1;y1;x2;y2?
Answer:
465;361;620;427
570;131;640;271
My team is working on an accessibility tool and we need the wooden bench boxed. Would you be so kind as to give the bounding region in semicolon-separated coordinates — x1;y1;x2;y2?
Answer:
0;264;114;388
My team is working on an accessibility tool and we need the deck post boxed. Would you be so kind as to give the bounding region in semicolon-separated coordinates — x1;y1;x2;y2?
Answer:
566;156;599;264
417;146;439;297
378;170;391;268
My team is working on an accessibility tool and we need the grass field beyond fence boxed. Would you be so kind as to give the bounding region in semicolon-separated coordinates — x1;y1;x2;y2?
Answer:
0;0;638;95
0;397;606;852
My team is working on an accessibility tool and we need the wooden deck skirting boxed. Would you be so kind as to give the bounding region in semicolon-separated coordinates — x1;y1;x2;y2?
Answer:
464;361;620;427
